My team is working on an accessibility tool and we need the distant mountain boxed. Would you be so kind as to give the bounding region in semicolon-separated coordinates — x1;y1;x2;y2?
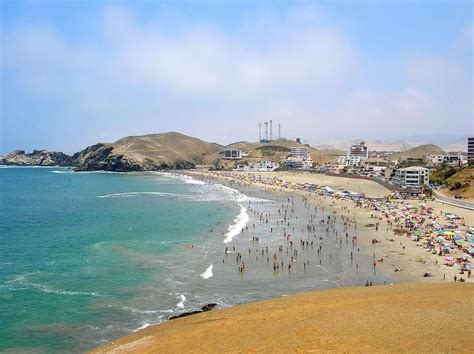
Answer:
389;144;446;161
0;149;73;166
442;141;468;152
401;133;469;148
74;132;223;171
314;139;413;152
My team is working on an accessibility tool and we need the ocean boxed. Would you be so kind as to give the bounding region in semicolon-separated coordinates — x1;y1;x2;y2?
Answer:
0;167;388;352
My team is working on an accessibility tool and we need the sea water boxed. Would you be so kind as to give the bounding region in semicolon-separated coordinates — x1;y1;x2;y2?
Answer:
0;167;238;352
0;167;389;352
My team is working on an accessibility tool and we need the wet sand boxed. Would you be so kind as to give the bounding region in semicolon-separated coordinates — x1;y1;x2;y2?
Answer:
92;282;473;353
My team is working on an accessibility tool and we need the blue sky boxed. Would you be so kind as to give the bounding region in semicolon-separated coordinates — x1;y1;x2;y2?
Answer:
1;0;472;153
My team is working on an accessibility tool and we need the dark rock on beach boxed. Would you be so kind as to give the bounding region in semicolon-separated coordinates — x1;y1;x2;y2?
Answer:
169;303;218;320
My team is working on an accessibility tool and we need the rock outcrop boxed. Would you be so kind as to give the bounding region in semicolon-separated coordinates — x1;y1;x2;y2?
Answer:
0;149;74;166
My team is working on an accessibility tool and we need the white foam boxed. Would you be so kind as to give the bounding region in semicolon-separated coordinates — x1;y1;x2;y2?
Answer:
51;170;74;174
7;277;102;297
200;264;214;279
223;203;249;243
134;323;151;332
176;294;186;309
97;192;188;199
185;179;205;185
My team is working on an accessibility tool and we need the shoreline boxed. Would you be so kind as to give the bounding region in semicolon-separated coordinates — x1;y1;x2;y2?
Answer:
188;170;474;283
91;170;473;352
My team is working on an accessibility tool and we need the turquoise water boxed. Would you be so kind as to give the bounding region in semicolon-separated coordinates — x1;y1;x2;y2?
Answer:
0;167;237;352
0;167;391;353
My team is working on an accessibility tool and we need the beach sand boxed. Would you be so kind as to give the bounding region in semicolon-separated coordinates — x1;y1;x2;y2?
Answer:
187;171;473;283
92;171;473;353
92;282;473;353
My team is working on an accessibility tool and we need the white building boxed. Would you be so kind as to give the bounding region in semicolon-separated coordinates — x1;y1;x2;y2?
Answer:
223;149;246;159
286;147;312;169
443;152;463;167
338;155;361;166
393;166;429;188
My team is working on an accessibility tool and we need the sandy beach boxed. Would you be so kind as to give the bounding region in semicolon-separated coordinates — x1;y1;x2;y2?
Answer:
92;170;474;353
187;171;473;283
92;282;473;353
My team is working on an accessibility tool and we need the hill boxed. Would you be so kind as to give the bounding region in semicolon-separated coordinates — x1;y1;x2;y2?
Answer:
75;132;223;171
390;144;445;161
92;282;473;353
432;166;474;199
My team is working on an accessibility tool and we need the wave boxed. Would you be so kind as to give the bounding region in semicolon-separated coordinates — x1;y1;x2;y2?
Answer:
223;203;249;243
134;322;152;332
6;277;102;297
200;264;213;279
51;170;74;174
97;192;189;199
176;294;186;309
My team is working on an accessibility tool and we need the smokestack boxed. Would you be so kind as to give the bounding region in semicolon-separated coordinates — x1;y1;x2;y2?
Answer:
264;122;268;141
278;123;281;140
259;123;261;142
269;120;273;141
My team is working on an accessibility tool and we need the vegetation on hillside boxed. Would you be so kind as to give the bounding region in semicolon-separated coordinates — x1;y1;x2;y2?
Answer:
431;166;474;199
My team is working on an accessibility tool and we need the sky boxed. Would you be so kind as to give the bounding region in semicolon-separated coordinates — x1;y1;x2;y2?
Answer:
0;0;473;154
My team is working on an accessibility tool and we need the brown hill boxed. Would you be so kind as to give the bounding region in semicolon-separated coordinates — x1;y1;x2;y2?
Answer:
75;132;223;171
390;144;445;161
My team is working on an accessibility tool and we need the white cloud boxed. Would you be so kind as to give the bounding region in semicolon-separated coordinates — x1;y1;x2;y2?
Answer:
1;6;472;151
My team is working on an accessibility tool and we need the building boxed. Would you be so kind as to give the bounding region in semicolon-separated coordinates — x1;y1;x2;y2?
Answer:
443;152;463;167
425;154;444;166
286;147;312;169
235;161;279;172
468;137;474;163
223;149;246;159
393;166;430;189
348;141;368;160
289;147;309;156
338;155;361;166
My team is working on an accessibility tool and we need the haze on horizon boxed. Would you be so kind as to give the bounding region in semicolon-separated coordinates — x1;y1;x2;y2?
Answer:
0;0;473;154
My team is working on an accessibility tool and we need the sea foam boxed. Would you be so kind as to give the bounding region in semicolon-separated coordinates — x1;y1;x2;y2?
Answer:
176;294;186;309
200;264;213;279
223;203;249;243
97;192;188;199
7;277;102;297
